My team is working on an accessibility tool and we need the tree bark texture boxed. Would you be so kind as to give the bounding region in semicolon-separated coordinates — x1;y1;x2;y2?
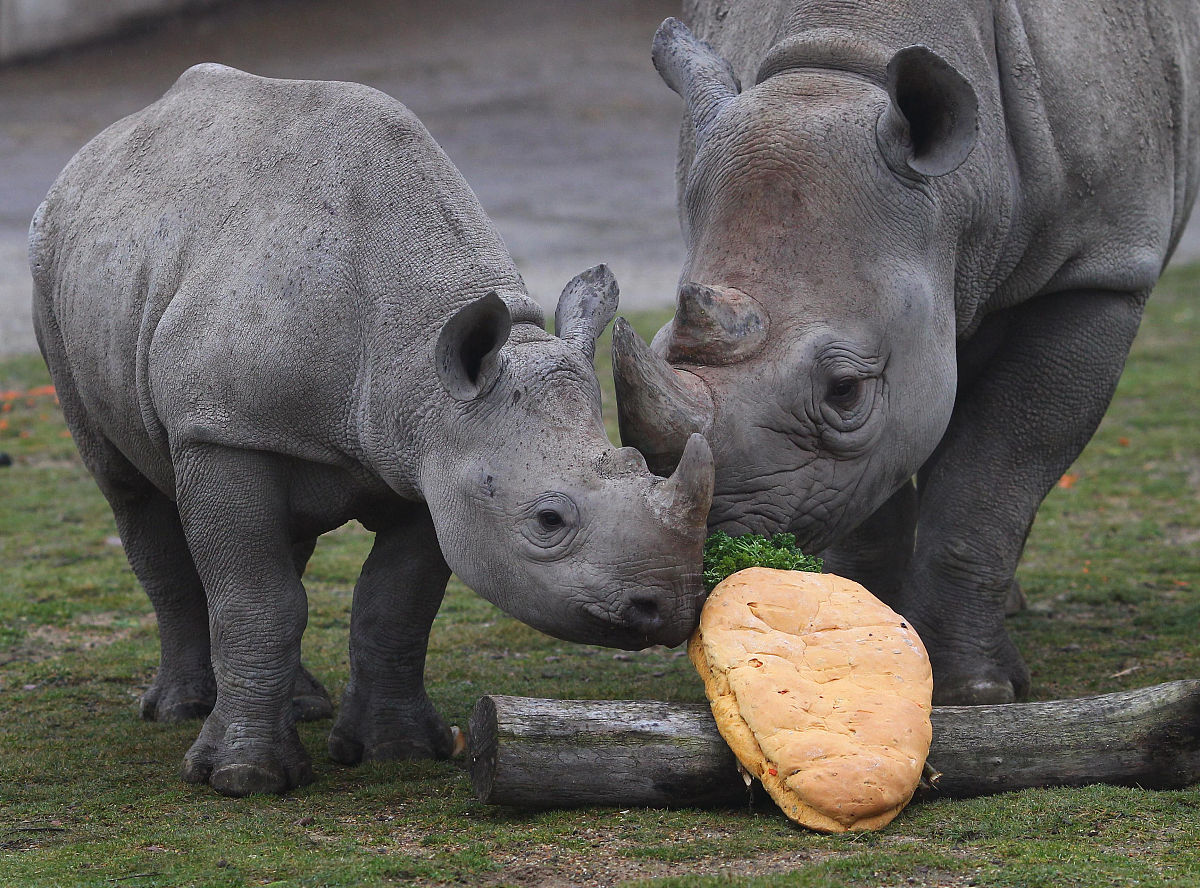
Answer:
468;680;1200;808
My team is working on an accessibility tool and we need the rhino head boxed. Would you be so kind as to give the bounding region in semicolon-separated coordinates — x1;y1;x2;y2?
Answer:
615;19;979;553
422;264;713;650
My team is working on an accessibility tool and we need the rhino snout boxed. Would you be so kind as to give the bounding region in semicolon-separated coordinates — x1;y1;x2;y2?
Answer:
581;581;704;650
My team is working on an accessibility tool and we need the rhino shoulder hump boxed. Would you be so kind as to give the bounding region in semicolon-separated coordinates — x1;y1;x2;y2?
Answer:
169;61;254;92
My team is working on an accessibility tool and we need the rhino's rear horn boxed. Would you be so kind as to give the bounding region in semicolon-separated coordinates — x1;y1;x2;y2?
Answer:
554;264;620;365
648;433;714;529
665;283;768;365
612;317;714;476
652;17;740;138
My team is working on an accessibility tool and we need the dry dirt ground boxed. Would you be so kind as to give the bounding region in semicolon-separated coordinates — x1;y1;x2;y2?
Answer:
0;0;684;356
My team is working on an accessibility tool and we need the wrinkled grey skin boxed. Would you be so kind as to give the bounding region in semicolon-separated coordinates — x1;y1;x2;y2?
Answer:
30;64;713;797
614;4;1200;705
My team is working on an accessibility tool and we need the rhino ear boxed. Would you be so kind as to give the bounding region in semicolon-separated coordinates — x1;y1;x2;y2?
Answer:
652;17;740;139
435;292;512;401
876;45;978;179
554;264;619;365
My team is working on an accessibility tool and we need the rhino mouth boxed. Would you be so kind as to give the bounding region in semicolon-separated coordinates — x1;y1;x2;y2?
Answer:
580;592;700;651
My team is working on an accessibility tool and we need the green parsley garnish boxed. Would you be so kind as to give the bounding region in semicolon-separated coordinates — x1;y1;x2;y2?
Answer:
702;530;823;592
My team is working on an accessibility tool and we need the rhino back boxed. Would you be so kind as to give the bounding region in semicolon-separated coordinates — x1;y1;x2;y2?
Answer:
1006;0;1200;294
682;0;1200;311
32;64;523;492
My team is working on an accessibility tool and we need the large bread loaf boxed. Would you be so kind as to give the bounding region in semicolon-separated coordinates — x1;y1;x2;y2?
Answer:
689;567;933;832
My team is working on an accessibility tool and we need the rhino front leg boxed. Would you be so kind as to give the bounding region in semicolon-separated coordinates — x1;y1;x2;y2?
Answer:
328;508;453;765
174;445;312;796
901;289;1146;705
819;478;917;606
820;482;1027;615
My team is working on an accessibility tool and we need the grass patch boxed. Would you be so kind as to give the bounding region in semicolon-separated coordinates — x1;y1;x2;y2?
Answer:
2;265;1198;887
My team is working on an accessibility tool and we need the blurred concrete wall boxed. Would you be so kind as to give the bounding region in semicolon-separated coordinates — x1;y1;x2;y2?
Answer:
0;0;222;62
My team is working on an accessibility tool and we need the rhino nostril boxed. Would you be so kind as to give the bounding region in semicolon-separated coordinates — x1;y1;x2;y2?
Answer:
628;594;663;628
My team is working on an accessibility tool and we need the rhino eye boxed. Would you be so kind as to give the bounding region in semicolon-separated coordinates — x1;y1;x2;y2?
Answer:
817;373;881;435
825;376;863;408
538;509;564;530
521;493;580;554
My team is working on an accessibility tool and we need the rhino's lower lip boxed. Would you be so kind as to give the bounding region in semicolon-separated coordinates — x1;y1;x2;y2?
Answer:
580;600;694;650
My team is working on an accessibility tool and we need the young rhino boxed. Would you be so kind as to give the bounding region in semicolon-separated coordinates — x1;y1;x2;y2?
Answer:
30;64;713;797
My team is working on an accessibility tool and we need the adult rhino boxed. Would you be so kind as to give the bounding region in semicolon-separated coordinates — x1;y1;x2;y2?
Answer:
614;4;1199;705
31;64;713;796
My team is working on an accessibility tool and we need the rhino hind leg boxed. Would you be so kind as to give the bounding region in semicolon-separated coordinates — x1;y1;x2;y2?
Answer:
287;538;335;722
902;288;1146;705
181;700;313;797
130;533;330;725
99;470;330;725
112;489;216;723
37;351;216;722
328;510;454;765
173;444;314;796
292;663;334;722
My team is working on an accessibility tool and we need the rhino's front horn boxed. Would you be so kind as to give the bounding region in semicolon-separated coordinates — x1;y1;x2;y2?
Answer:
612;317;714;476
664;283;768;365
648;433;714;528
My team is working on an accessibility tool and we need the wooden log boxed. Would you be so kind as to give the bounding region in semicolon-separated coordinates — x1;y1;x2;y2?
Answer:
468;680;1200;808
468;696;744;808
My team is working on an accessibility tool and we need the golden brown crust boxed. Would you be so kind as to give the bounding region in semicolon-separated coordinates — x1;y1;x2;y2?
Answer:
691;567;933;832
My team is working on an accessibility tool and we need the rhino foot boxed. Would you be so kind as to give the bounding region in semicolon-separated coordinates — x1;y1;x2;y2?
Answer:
932;674;1020;706
292;664;334;722
1003;578;1029;616
928;639;1032;706
141;663;332;723
140;672;216;723
328;685;452;765
181;711;312;797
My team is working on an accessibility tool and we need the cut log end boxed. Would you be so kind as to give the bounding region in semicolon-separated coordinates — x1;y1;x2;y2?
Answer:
468;695;500;804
